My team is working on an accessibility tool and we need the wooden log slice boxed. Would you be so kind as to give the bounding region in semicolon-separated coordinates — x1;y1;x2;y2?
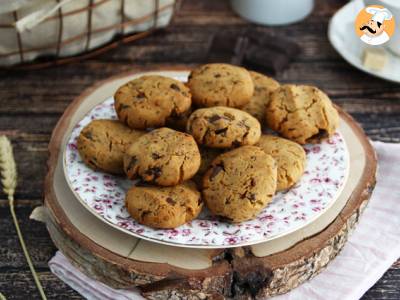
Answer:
41;67;377;299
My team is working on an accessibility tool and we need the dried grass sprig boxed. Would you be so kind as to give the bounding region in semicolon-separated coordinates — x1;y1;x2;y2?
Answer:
0;136;47;300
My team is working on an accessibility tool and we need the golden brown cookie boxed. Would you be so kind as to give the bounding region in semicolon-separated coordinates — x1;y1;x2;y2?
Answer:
186;106;261;148
187;63;254;108
202;146;277;222
265;85;339;144
257;135;306;191
125;181;203;229
114;75;191;129
123;128;201;186
242;71;280;124
77;119;145;174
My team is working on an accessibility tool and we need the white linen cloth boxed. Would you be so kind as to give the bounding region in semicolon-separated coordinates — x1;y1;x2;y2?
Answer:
0;0;175;66
49;141;400;300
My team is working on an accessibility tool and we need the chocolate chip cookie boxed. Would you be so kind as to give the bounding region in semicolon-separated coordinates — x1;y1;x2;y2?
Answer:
202;146;277;222
242;71;280;124
257;135;306;191
265;85;339;144
123;127;201;186
186;106;261;148
125;181;203;229
114;75;191;129
77;119;145;174
187;63;254;108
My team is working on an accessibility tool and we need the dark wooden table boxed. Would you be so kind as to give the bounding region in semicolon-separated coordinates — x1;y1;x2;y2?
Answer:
0;0;399;299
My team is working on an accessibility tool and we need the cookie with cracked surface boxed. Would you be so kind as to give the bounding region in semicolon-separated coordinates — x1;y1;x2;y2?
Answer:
242;71;280;124
265;85;339;144
77;119;145;174
123;127;201;186
187;63;254;108
187;106;261;148
125;181;203;229
114;75;191;129
257;135;306;191
202;146;277;222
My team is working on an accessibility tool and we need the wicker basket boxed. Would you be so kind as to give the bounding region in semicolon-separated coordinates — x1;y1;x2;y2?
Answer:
0;0;179;69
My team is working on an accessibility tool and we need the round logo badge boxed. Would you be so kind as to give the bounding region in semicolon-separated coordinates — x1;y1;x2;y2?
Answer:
355;5;395;46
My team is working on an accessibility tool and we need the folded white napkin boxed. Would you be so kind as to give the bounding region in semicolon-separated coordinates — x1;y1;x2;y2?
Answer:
49;141;400;300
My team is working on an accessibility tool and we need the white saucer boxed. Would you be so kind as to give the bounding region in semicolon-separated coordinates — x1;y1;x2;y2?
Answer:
328;0;400;83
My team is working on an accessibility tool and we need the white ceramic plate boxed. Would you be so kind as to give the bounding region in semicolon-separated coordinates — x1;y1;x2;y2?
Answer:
63;73;349;249
328;0;400;83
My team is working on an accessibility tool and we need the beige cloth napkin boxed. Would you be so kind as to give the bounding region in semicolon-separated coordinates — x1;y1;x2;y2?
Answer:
0;0;175;66
49;141;400;300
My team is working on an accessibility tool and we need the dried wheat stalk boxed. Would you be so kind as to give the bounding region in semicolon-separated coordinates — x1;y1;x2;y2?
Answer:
0;136;47;300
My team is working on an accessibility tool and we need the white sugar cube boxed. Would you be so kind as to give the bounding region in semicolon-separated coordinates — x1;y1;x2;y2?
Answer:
362;48;387;71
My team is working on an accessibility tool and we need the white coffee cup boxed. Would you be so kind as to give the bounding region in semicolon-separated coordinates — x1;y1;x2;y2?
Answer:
230;0;315;26
363;0;400;55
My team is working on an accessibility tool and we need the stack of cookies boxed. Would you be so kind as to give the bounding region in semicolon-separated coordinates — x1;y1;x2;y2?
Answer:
77;63;339;229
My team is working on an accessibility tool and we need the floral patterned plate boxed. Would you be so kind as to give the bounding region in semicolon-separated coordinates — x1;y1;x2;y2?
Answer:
64;97;349;249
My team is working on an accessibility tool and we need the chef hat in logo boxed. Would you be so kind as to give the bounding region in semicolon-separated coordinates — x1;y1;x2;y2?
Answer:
366;7;392;24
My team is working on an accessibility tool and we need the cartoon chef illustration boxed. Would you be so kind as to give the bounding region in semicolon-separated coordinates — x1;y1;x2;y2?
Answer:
359;7;393;45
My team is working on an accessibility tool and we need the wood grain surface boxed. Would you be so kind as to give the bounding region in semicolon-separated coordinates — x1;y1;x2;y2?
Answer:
43;71;376;298
0;0;399;299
